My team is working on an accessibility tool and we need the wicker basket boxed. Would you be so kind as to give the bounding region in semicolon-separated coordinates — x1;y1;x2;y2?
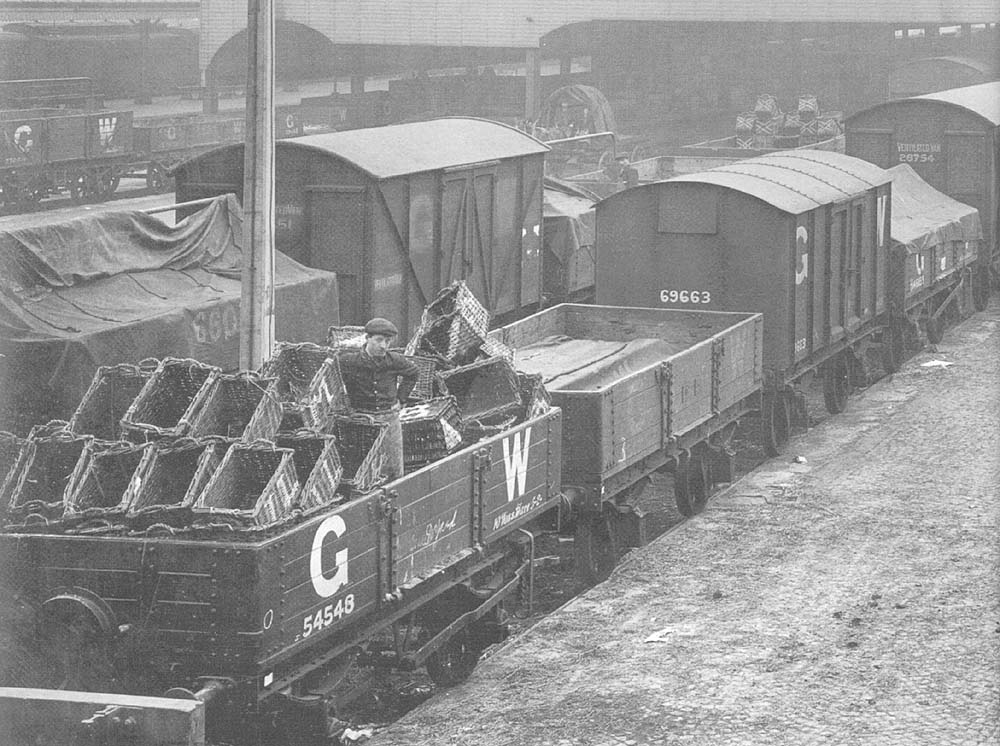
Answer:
187;372;282;442
326;325;366;349
192;441;299;528
69;363;155;441
302;355;350;429
518;372;552;420
327;415;388;497
6;428;93;523
0;432;26;524
124;437;225;529
260;341;336;403
406;281;491;362
63;440;148;521
436;356;522;424
276;429;343;515
402;353;440;402
401;397;463;471
461;414;519;446
120;358;220;442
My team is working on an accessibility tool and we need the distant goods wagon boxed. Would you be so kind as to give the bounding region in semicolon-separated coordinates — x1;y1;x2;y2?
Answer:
173;118;549;336
844;82;1000;292
595;150;894;454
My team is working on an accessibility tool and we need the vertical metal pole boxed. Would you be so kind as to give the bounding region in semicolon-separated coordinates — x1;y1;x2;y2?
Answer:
240;0;275;370
524;48;540;125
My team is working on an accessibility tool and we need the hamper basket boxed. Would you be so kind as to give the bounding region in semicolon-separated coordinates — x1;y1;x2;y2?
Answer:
400;397;463;471
187;372;282;442
406;281;490;362
6;427;93;524
260;342;336;403
327;416;388;497
192;441;299;529
436;356;522;424
124;437;225;529
63;440;148;521
69;362;155;441
275;429;343;515
120;358;220;442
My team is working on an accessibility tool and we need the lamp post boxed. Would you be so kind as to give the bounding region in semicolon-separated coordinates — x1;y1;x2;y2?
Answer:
239;0;275;370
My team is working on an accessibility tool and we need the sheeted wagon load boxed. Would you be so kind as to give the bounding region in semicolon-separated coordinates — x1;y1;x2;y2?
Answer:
0;194;339;434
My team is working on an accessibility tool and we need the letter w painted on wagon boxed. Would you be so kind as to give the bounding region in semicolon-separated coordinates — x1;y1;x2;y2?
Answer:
502;427;532;502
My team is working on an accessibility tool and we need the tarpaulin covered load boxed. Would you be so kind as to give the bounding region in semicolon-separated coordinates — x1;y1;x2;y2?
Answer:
888;164;982;300
0;195;339;433
888;163;983;252
540;85;618;135
542;177;598;302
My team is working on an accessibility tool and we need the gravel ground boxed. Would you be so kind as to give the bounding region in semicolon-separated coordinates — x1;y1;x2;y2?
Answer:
369;301;1000;746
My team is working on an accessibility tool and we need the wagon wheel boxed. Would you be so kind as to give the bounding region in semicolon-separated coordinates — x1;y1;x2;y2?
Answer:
762;392;791;457
674;450;711;517
923;300;945;345
823;354;852;414
425;627;482;687
94;172;121;201
29;607;118;692
972;265;991;313
146;162;169;192
68;173;88;203
597;148;616;173
574;509;619;586
881;320;906;374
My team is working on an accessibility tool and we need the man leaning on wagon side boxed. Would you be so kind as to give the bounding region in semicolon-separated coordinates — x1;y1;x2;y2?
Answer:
337;318;419;481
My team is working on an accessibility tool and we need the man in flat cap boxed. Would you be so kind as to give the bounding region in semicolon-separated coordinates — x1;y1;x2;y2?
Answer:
337;318;419;480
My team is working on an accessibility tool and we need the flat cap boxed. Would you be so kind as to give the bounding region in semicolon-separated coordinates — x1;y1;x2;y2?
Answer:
364;317;399;337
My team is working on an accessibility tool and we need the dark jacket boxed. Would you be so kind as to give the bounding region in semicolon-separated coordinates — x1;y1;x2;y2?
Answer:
337;347;420;412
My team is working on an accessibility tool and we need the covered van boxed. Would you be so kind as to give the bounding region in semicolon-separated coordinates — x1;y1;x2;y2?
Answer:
173;117;549;334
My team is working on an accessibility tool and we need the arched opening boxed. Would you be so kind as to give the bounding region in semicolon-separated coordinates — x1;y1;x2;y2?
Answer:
206;21;341;87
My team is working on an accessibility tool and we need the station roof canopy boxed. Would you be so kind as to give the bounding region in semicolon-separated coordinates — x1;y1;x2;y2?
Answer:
286;117;549;179
667;150;891;215
912;81;1000;126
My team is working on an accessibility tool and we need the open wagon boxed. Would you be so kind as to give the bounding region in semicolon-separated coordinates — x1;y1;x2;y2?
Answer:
489;304;763;583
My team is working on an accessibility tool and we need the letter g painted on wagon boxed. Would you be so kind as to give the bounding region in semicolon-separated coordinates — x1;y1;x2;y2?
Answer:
310;515;349;597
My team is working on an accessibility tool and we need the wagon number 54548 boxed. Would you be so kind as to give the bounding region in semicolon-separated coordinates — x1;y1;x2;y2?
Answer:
302;595;355;637
660;289;711;304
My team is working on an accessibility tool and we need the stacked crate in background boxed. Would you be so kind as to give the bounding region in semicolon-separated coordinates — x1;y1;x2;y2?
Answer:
737;94;842;150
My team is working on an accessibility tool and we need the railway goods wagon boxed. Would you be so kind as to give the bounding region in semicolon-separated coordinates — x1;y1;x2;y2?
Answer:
173;117;549;337
0;404;562;739
489;304;762;583
844;82;1000;296
0;107;132;203
886;163;984;349
595;150;892;455
134;107;303;192
0;196;338;435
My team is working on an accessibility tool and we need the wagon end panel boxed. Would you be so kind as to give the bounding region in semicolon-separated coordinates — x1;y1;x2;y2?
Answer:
714;314;764;414
665;341;715;439
594;368;664;480
258;495;383;670
141;538;262;676
550;390;604;485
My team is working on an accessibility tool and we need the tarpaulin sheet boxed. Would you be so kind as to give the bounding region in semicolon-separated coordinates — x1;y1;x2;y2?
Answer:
514;335;686;391
542;85;618;134
543;177;597;265
0;195;339;432
888;163;983;253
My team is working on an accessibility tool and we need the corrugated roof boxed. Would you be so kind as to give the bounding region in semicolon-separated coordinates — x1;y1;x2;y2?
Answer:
667;150;891;214
913;81;1000;126
285;117;548;179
